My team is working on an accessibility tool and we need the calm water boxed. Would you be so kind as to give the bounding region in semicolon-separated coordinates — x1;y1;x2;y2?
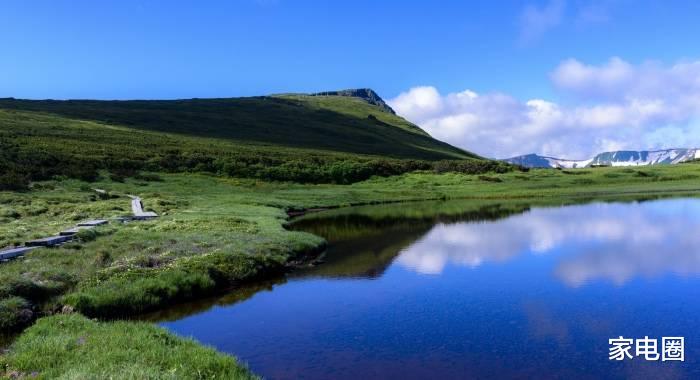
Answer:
157;198;700;379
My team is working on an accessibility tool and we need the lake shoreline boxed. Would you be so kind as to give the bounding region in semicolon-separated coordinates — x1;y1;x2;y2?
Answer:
4;166;700;377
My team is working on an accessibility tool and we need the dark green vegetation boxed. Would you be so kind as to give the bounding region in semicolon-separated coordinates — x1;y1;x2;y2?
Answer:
0;314;257;379
0;91;514;190
2;165;700;377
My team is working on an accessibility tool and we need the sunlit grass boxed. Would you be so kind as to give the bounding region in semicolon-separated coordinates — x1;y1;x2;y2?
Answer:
0;314;257;379
2;164;700;377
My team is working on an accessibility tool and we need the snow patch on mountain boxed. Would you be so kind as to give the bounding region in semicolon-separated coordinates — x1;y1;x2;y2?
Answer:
504;149;699;168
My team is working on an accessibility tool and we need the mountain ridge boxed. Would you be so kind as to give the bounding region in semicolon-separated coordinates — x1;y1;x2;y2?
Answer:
504;149;700;168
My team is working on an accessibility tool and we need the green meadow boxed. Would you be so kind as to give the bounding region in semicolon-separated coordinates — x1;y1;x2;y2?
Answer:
2;164;700;377
3;93;700;378
3;164;700;325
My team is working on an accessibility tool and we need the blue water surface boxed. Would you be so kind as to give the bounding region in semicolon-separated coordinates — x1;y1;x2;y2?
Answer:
159;198;700;379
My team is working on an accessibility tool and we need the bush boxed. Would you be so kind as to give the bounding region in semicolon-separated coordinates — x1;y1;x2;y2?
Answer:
64;269;217;317
0;132;514;187
0;296;33;330
63;251;285;318
478;175;503;182
433;160;512;175
635;171;655;177
133;172;163;182
0;171;29;191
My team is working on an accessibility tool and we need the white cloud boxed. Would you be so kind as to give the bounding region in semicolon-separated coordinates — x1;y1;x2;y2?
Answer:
395;200;700;287
550;57;635;99
387;58;700;158
519;0;566;44
550;57;700;102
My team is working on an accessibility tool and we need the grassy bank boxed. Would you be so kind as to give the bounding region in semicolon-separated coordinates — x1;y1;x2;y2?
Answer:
3;164;700;327
0;314;257;379
2;164;700;377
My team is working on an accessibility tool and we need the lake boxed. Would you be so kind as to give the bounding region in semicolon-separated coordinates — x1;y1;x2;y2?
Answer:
156;198;700;379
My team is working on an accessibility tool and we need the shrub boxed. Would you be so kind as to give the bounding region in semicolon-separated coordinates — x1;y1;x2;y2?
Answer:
0;296;33;330
478;175;503;182
63;269;217;317
635;171;655;177
0;171;29;191
133;172;163;182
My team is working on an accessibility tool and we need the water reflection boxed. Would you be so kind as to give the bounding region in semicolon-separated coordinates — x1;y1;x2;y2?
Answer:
140;279;285;322
290;201;532;278
158;197;700;380
394;200;700;286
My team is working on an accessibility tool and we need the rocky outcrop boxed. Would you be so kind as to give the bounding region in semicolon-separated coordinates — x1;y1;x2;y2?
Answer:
311;88;396;114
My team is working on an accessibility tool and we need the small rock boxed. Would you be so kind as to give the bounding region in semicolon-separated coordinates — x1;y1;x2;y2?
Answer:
61;305;75;314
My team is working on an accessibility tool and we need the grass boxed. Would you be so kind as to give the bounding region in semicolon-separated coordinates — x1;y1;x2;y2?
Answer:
2;164;700;327
0;176;326;325
0;314;257;379
2;164;700;377
0;94;469;159
0;93;504;189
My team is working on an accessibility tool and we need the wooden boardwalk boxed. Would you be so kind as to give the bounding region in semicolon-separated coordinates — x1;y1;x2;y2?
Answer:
1;194;158;263
0;247;38;260
77;219;108;227
25;235;73;247
59;226;95;236
129;196;158;220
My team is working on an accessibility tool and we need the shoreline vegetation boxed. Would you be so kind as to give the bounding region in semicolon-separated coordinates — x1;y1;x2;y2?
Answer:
2;314;258;379
3;94;700;378
2;166;700;377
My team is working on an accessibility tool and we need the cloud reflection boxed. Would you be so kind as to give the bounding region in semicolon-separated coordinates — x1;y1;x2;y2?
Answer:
396;200;700;286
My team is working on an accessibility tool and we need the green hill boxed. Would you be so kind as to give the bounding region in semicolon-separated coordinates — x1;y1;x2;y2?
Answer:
0;89;470;159
0;89;508;188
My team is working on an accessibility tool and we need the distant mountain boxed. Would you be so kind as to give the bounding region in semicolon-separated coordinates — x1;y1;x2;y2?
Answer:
504;149;700;168
503;154;592;169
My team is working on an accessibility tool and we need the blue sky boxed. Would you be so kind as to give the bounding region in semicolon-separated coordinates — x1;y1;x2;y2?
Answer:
3;0;700;157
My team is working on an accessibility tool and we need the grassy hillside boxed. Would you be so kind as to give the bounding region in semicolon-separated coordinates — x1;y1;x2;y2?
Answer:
0;93;469;159
0;90;510;189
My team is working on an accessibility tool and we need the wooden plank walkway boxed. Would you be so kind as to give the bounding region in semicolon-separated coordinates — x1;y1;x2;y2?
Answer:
26;235;72;247
129;196;158;219
2;193;157;263
0;247;37;260
59;226;95;236
77;219;108;227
